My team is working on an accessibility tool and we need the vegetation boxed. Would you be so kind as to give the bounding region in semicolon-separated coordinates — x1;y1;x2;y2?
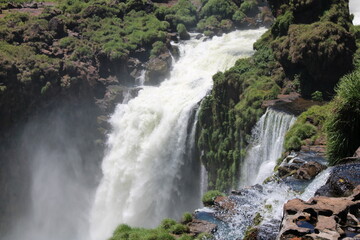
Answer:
326;71;360;165
197;36;281;191
197;0;356;191
181;212;193;224
202;190;225;206
109;217;214;240
284;105;329;151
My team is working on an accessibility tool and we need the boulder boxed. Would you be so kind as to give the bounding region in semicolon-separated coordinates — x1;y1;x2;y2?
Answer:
145;52;172;85
293;161;327;180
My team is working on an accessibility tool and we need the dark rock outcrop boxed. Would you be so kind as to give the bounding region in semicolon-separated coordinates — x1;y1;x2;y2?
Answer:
316;162;360;197
145;51;172;85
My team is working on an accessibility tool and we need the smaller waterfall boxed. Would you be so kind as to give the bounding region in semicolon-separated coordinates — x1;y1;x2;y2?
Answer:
240;108;296;187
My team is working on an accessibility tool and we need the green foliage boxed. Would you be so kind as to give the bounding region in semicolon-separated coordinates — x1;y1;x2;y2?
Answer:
271;10;294;36
170;224;189;234
326;71;360;165
197;16;220;32
311;91;323;101
284;105;329;151
202;190;224;205
232;10;246;23
239;0;257;15
110;223;176;240
197;43;280;191
59;36;77;49
200;0;237;19
253;212;263;226
181;212;193;224
159;218;177;230
40;81;51;95
150;41;166;57
163;0;197;28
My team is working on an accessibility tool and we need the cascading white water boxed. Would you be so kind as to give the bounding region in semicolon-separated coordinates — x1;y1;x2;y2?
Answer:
240;108;296;187
215;168;332;240
350;0;360;25
90;28;267;240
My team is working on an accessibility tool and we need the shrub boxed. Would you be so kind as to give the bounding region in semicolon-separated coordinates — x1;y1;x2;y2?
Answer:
177;23;190;40
164;0;197;28
200;0;237;19
170;224;189;234
202;190;224;206
285;136;302;151
150;41;166;57
159;218;177;230
326;71;360;164
311;91;323;101
239;0;257;15
181;212;193;224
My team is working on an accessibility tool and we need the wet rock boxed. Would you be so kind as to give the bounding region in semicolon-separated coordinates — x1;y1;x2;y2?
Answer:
145;51;172;85
195;34;203;40
316;163;360;197
294;161;327;180
214;196;236;212
277;152;327;181
279;186;360;240
187;219;217;235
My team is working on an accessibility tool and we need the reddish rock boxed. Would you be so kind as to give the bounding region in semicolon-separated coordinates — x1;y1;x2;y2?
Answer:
214;196;236;212
279;186;360;240
187;219;217;235
294;161;326;180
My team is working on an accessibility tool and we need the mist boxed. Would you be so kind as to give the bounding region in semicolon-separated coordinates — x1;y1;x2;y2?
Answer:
2;104;102;240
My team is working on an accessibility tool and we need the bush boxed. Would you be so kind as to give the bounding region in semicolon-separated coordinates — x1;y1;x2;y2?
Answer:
164;0;197;28
202;190;224;206
200;0;237;19
170;224;189;234
159;218;177;230
285;136;302;151
239;0;257;15
326;71;360;164
311;91;323;101
150;41;166;57
177;23;190;40
181;212;193;224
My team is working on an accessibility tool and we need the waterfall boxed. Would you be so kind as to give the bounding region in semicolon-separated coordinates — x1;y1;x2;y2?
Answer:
350;0;360;25
90;28;267;240
240;108;296;187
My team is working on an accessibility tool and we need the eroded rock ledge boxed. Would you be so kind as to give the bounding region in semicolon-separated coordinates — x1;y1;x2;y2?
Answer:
279;185;360;240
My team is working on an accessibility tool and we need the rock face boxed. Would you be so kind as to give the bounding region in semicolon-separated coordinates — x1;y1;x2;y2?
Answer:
279;185;360;240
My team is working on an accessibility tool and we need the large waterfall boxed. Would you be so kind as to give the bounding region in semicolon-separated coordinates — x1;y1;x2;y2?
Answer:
350;0;360;25
90;29;267;240
240;108;296;187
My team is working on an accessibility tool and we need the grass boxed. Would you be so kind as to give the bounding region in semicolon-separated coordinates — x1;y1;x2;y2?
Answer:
326;70;360;164
202;190;225;206
284;104;329;151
